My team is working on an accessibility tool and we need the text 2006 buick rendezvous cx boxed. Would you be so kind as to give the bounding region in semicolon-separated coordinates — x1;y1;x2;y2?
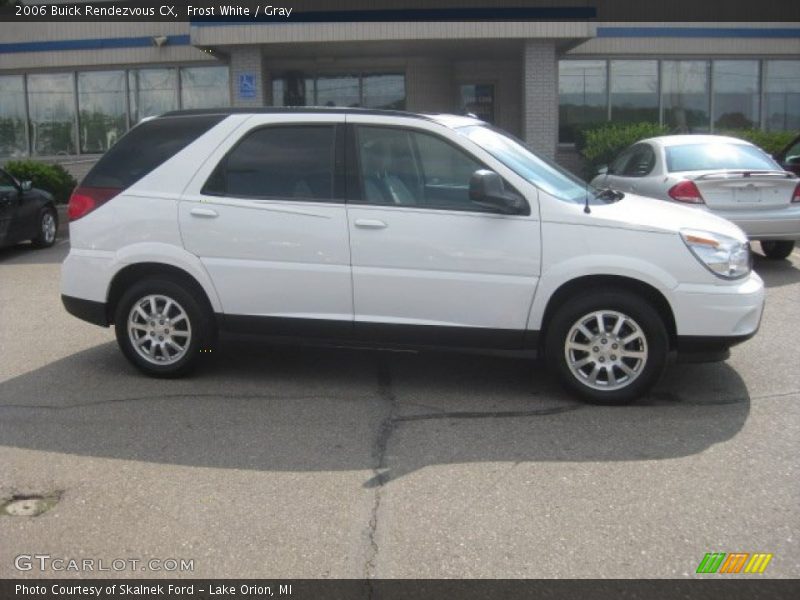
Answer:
61;108;764;403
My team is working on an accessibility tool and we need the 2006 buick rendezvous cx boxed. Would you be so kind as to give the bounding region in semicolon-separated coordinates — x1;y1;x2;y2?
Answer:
61;108;764;403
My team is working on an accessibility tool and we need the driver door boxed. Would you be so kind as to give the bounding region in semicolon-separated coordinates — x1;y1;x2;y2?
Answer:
345;121;541;348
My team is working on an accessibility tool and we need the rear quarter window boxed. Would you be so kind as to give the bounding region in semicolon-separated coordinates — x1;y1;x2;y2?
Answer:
81;115;225;188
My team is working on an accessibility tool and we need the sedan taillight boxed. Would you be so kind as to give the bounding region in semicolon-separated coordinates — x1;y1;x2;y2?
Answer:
668;180;705;204
68;187;121;221
792;182;800;203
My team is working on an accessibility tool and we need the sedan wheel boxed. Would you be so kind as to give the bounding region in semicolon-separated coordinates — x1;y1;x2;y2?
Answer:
760;240;795;260
32;208;57;248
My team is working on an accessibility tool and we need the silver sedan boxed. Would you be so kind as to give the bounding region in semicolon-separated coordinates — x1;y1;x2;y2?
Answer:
590;135;800;259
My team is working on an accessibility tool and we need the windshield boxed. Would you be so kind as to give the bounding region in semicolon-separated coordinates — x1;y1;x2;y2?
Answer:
665;142;781;173
457;124;591;203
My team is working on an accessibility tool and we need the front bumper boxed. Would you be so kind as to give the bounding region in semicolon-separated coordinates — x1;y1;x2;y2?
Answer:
670;271;764;361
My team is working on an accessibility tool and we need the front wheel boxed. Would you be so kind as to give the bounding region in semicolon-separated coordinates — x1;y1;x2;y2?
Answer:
114;278;214;377
760;240;795;260
545;289;669;404
31;207;57;248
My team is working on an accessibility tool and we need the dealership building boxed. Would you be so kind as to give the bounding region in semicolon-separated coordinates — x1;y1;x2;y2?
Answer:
1;8;799;177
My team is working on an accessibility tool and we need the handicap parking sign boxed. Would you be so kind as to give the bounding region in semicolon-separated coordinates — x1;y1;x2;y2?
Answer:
238;73;256;99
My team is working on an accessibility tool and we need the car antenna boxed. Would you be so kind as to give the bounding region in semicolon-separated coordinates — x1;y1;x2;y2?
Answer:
584;182;591;214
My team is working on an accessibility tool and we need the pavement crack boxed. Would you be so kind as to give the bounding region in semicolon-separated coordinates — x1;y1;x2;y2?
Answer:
393;405;583;422
364;357;397;583
0;392;371;411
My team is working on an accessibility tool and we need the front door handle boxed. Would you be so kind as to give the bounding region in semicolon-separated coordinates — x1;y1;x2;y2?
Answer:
190;207;218;218
354;218;387;229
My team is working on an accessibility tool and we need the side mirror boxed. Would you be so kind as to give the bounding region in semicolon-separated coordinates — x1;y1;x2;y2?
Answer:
597;165;608;175
20;180;32;192
469;169;526;215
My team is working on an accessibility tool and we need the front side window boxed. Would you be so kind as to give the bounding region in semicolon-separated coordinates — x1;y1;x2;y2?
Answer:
0;169;18;192
204;125;335;201
356;125;488;211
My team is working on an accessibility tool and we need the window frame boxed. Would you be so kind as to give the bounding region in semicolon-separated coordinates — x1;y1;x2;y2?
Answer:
201;122;345;204
347;123;527;215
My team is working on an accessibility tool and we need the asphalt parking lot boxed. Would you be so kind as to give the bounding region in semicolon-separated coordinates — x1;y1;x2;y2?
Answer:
0;225;798;579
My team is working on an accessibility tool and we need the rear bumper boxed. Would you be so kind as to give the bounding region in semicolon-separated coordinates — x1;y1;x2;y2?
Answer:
714;205;800;240
62;295;108;327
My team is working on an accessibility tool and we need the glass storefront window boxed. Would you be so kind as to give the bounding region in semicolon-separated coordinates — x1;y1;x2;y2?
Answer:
459;84;494;123
662;61;710;133
610;60;658;124
316;75;360;107
713;61;760;130
271;73;405;109
0;76;28;157
558;60;607;143
27;72;76;155
363;74;405;110
129;68;177;122
765;60;800;132
78;70;127;153
180;66;231;109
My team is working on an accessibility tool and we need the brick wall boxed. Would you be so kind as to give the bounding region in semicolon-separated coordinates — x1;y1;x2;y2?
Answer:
522;40;558;161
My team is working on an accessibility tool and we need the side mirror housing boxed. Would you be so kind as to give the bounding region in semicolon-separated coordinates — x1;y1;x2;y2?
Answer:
468;169;527;215
597;165;608;175
20;180;32;192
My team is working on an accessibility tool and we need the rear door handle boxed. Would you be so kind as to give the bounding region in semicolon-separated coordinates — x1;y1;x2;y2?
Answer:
190;207;218;218
354;218;387;229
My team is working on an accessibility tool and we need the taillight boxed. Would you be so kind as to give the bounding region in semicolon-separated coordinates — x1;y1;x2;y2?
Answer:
68;187;121;221
792;182;800;203
668;180;705;204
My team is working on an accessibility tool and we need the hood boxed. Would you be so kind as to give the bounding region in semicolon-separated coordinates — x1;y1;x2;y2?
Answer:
584;192;747;241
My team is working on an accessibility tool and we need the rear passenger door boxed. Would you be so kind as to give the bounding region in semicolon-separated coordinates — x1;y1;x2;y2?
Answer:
179;115;353;336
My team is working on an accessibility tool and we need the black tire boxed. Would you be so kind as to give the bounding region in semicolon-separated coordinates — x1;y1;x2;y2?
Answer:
114;277;215;378
760;240;795;260
544;288;669;404
31;207;58;248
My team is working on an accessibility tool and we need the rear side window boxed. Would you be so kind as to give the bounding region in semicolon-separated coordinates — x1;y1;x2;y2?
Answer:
82;115;224;188
621;144;656;177
665;143;780;173
203;125;336;201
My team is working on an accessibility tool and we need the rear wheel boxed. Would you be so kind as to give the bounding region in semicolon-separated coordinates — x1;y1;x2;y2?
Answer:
545;289;669;404
760;240;795;260
31;207;57;248
114;278;214;377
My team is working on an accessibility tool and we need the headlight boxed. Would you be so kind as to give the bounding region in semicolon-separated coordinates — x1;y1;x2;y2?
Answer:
680;229;751;280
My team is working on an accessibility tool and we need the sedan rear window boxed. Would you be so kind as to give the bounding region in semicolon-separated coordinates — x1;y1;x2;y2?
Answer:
665;143;780;173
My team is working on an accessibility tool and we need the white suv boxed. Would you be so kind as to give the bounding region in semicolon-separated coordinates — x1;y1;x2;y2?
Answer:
61;109;764;403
